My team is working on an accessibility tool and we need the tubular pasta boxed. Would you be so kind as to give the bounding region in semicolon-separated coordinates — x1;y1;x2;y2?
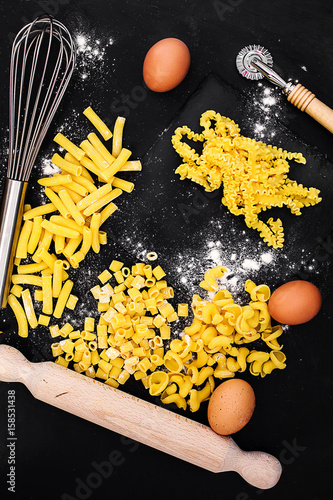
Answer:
21;289;38;329
83;106;112;141
58;189;85;226
8;294;28;337
52;153;82;176
23;203;56;220
112;116;126;157
54;133;86;162
16;220;33;259
87;133;116;165
53;280;74;318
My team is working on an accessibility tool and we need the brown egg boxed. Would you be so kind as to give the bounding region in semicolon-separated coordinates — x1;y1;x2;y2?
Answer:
143;38;190;92
207;379;255;435
268;280;322;325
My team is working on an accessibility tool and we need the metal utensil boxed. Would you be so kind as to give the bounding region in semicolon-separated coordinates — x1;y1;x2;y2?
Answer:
236;44;333;134
0;15;76;307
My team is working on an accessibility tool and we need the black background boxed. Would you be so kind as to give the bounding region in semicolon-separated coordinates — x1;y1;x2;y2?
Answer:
1;1;333;499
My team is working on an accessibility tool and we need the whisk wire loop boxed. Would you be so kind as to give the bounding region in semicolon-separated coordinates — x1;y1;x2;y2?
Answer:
7;15;76;182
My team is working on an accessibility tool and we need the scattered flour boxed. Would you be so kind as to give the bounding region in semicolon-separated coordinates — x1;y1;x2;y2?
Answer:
245;85;284;141
242;259;261;271
74;31;115;82
40;158;60;176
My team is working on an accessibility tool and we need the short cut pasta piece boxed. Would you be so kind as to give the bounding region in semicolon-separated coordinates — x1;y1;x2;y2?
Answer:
53;280;74;319
83;106;112;141
8;294;28;337
54;133;86;162
112;116;126;157
21;289;38;329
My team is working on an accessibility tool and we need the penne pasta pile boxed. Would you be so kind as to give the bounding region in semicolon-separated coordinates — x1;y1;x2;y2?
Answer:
7;107;142;336
49;262;286;413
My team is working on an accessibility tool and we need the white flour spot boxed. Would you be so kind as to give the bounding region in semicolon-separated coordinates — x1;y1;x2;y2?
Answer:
242;259;260;271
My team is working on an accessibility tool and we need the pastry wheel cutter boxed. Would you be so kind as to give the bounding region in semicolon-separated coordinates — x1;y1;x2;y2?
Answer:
236;44;333;133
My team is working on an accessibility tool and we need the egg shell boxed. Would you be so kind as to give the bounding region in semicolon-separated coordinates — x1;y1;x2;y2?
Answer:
268;280;322;325
207;379;255;435
143;38;190;92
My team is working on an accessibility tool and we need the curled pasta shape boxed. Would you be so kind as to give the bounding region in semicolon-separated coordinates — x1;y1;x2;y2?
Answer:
202;302;220;324
226;357;240;372
207;334;233;352
250;301;271;332
245;280;270;302
169;337;192;358
216;319;234;336
172;111;321;248
148;371;169;396
236;347;250;372
184;316;202;336
270;350;287;369
247;350;270;376
201;325;218;345
235;306;258;336
187;365;199;384
200;266;227;292
261;325;284;350
213;289;234;307
164;351;183;373
222;303;242;326
170;374;193;398
161;392;187;410
196;366;214;386
189;377;214;412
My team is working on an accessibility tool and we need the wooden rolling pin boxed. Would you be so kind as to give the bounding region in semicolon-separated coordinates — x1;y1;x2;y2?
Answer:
0;345;282;489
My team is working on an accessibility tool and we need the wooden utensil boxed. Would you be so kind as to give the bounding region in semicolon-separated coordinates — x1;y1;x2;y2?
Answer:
236;44;333;134
0;344;282;489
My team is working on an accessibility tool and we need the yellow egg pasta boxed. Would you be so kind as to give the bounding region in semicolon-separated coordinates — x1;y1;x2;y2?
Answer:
172;110;321;248
9;111;141;336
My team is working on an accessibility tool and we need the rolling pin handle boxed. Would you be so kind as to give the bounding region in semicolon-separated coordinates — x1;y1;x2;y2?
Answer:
221;437;282;489
0;344;34;383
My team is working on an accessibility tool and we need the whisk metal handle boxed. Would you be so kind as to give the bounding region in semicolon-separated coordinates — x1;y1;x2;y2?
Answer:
0;179;28;307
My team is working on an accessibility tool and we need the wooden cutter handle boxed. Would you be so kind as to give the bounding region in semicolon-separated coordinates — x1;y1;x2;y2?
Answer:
288;83;333;133
0;345;282;489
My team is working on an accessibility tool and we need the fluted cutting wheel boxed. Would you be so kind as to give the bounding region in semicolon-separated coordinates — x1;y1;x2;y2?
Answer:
236;45;273;80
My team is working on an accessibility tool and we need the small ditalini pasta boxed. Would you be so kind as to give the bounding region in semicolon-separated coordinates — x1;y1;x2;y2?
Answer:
98;269;112;284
